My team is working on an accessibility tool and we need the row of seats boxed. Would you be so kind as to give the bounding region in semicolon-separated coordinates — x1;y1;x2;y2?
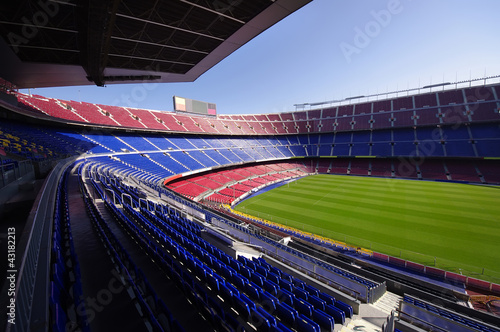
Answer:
0;122;82;160
64;123;500;160
167;161;308;201
402;295;499;332
50;170;88;332
15;84;500;134
202;170;305;203
312;158;500;184
210;207;379;303
93;164;354;331
140;198;343;332
93;175;258;331
83;171;184;332
2;119;499;172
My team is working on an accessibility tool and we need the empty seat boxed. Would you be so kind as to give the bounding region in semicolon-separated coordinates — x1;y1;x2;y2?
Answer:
312;309;334;332
233;295;251;319
276;302;299;327
293;287;309;301
309;295;327;311
277;288;294;307
325;304;345;324
249;308;272;332
296;314;321;332
261;290;278;312
334;300;353;318
295;298;314;318
264;279;279;296
318;292;336;306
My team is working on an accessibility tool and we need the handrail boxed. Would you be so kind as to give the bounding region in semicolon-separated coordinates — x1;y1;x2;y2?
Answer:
7;157;77;332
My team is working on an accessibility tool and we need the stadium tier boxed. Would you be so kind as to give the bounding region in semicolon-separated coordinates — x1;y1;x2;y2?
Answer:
2;82;500;332
5;83;500;134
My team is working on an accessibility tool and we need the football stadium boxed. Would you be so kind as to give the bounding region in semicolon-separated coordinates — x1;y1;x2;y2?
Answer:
1;1;500;332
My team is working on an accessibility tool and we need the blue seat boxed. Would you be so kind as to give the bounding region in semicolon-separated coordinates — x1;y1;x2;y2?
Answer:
276;322;294;332
270;266;282;277
194;283;207;303
256;265;268;277
309;295;327;311
207;273;223;292
208;296;225;320
250;308;272;332
261;290;278;312
220;283;234;304
267;272;280;284
240;266;252;279
292;277;306;289
257;306;277;328
240;293;256;312
280;271;293;282
334;300;353;318
264;279;279;296
232;274;248;289
246;260;257;271
251;272;264;287
318;292;335;306
293;287;309;301
279;279;293;292
226;282;240;298
237;255;248;265
277;288;294;306
233;295;251;319
246;281;261;302
313;309;334;332
296;314;321;332
295;298;313;318
276;302;298;327
229;259;241;272
325;304;345;324
304;284;320;298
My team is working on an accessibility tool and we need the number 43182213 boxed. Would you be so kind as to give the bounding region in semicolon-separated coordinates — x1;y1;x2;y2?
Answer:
7;227;15;268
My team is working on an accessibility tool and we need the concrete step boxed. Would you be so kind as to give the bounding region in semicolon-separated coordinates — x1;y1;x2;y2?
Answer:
372;291;402;315
340;318;383;332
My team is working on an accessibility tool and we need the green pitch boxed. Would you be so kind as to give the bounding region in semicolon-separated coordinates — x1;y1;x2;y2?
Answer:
235;174;500;281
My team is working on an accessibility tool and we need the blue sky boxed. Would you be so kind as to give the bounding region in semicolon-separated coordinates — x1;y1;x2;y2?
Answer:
22;0;500;115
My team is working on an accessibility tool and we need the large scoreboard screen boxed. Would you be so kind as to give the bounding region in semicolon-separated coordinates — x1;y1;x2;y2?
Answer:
173;96;216;116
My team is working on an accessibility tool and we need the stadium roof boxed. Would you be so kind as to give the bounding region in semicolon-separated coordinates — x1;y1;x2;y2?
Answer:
0;0;311;88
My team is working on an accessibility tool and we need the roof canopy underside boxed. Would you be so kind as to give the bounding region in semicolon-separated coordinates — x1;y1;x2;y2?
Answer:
0;0;311;88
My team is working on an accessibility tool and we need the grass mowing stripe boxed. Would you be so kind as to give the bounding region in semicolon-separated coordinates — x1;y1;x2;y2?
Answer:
235;174;500;280
264;190;499;236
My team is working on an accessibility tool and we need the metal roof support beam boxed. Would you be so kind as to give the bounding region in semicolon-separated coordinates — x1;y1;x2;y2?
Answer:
178;0;246;24
111;36;209;55
77;0;120;86
115;13;224;41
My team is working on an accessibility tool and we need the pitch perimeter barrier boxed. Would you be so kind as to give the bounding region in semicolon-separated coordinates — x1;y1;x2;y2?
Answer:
373;252;500;296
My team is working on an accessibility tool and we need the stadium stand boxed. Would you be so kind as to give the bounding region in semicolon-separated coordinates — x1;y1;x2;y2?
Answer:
2;80;500;332
400;295;500;332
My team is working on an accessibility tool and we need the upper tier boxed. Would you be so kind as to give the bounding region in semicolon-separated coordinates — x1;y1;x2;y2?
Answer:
5;83;500;135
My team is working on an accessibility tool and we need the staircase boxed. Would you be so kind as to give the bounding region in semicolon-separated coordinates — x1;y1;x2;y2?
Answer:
372;292;402;315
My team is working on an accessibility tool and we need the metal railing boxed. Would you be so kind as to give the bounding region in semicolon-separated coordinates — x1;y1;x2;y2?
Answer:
6;157;76;332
